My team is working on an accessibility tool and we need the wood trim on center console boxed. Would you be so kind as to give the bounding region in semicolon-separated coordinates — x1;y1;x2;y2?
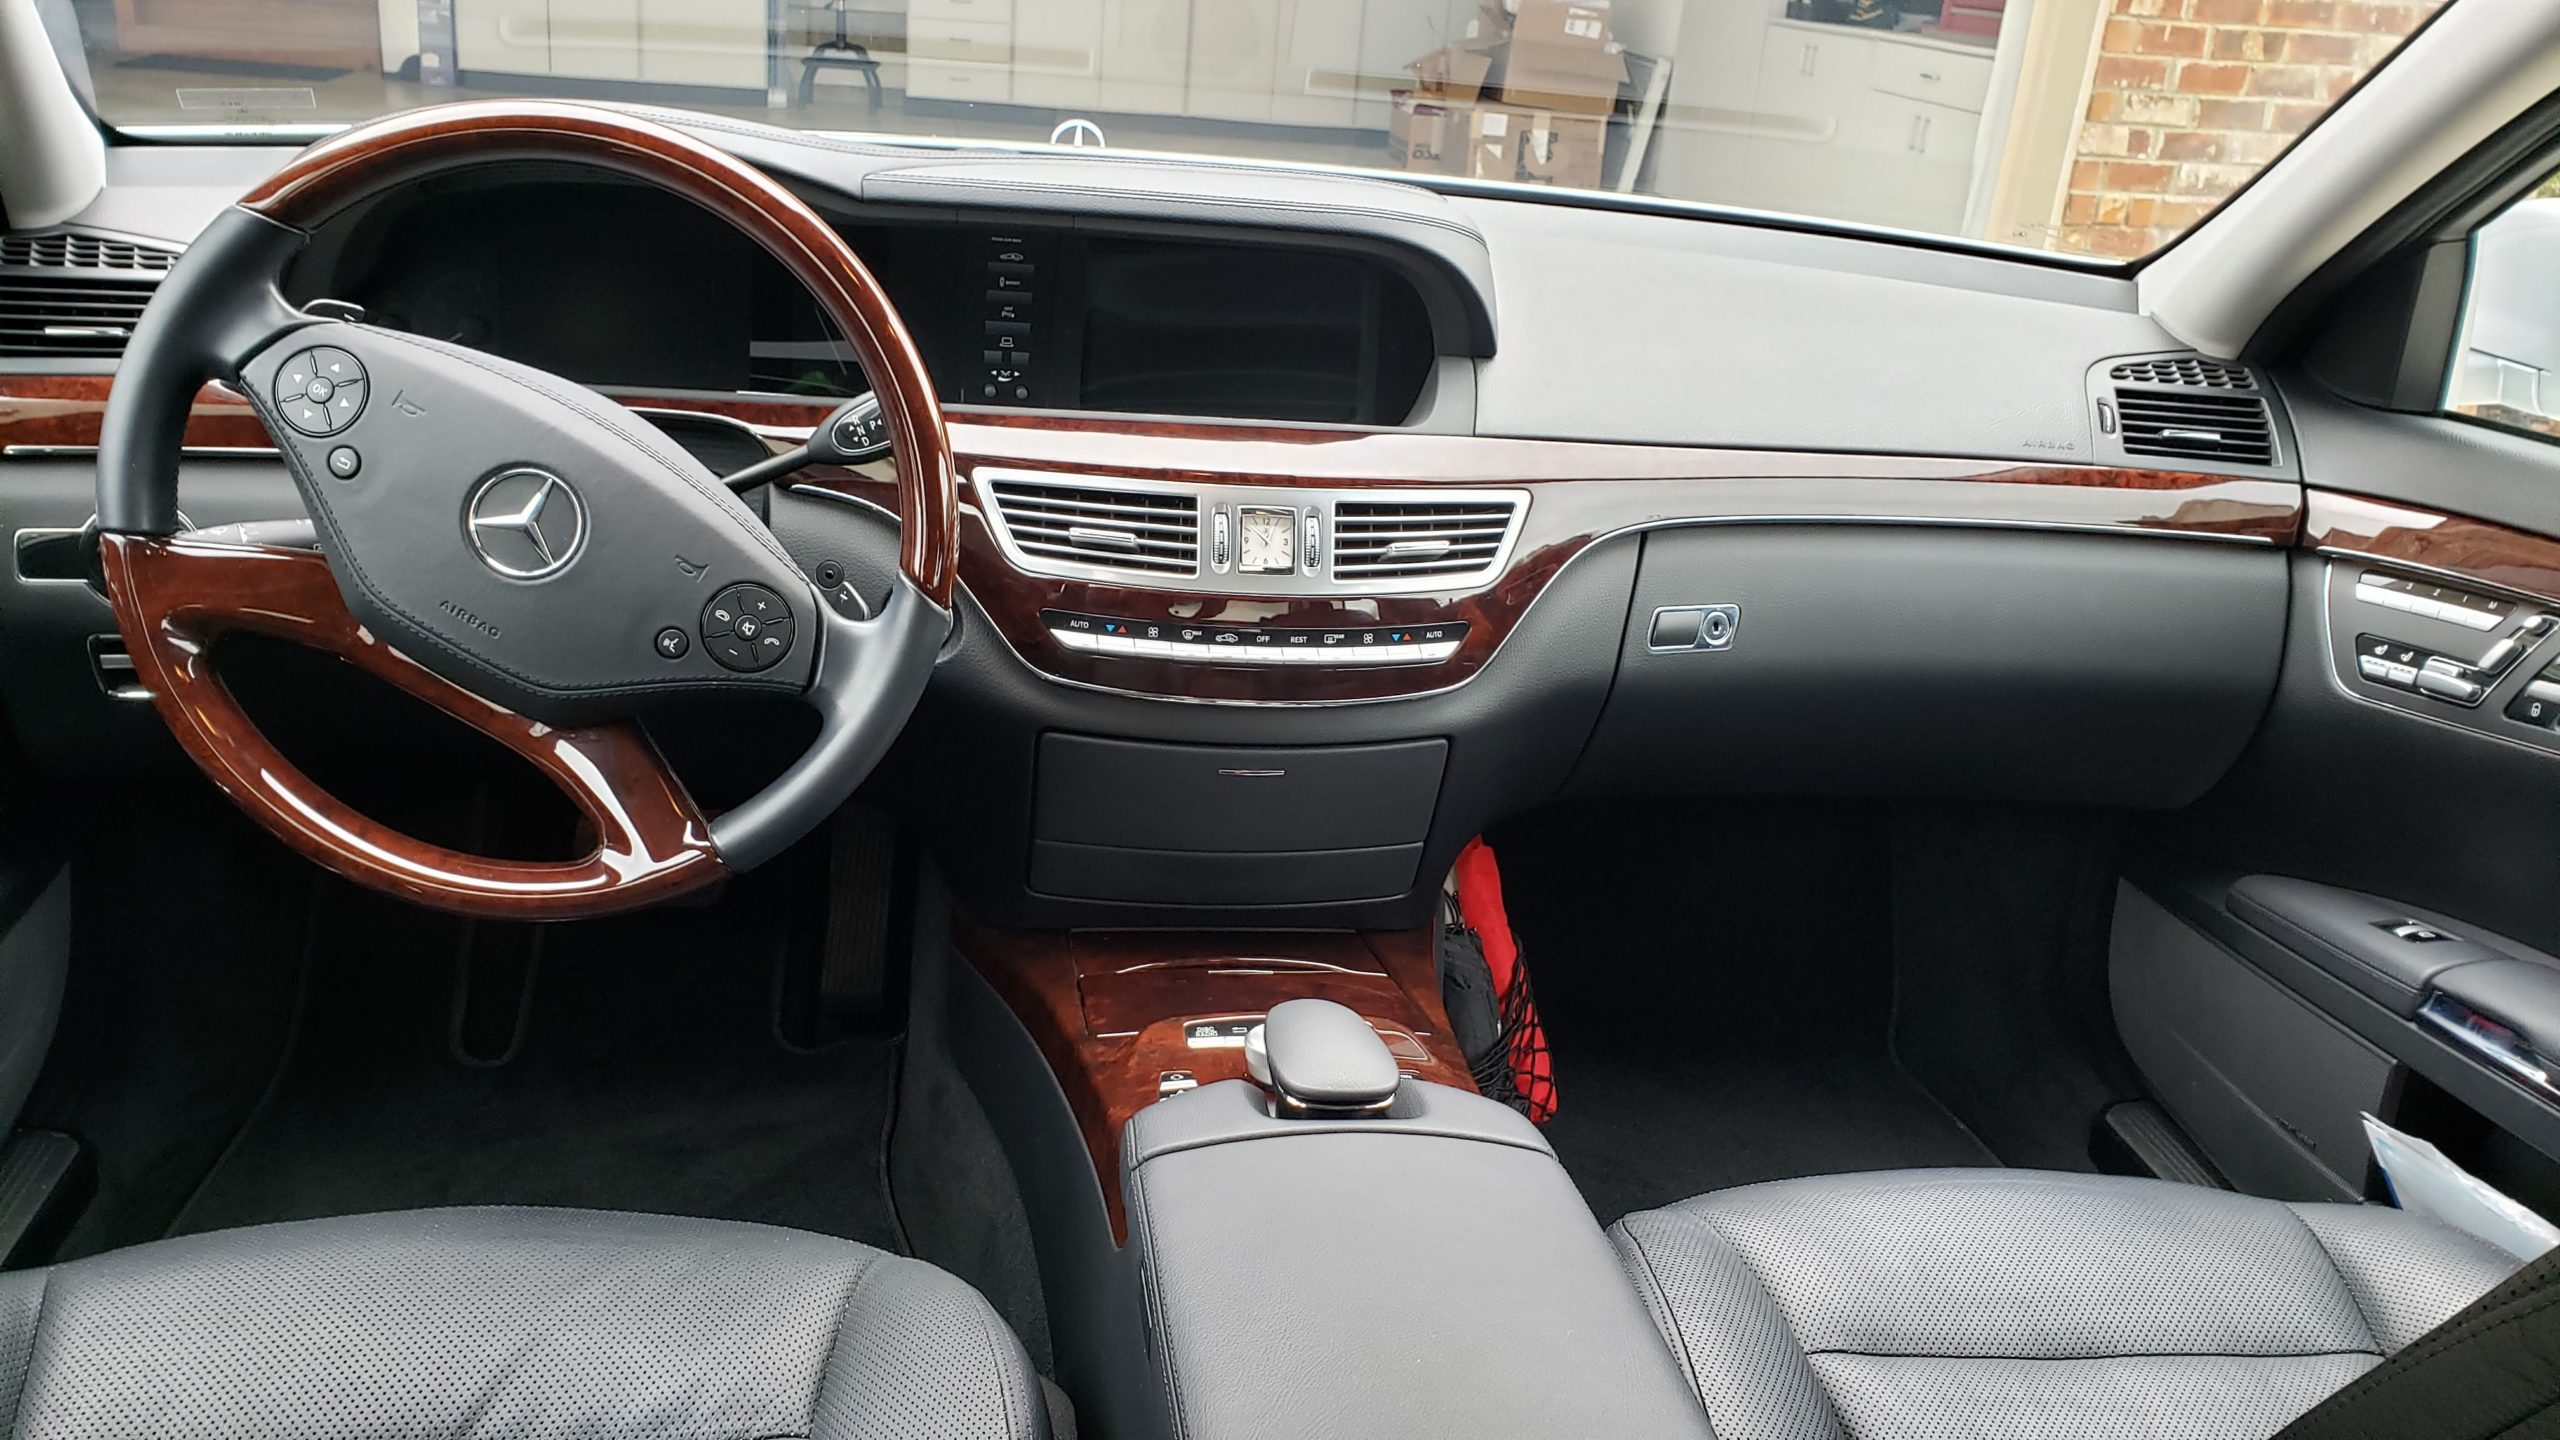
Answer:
953;919;1475;1240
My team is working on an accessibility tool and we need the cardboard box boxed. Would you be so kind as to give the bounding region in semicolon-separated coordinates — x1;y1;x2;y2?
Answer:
1510;0;1612;49
1410;43;1496;102
1516;110;1607;189
1497;0;1628;116
1389;90;1472;174
1460;102;1609;190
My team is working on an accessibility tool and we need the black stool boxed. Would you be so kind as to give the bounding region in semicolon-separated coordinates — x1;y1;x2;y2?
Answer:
796;2;883;113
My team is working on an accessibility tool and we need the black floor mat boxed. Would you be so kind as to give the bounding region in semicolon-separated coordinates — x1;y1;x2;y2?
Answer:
1535;1050;1994;1226
167;875;903;1248
1488;799;1996;1225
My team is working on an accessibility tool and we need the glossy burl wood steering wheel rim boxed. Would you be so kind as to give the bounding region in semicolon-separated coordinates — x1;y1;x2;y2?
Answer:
96;102;958;919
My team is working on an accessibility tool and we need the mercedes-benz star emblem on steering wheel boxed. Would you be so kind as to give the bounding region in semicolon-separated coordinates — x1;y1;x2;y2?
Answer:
464;468;587;580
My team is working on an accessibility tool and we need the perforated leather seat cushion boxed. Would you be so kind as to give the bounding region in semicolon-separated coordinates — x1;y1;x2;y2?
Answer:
1609;1169;2519;1440
0;1207;1047;1440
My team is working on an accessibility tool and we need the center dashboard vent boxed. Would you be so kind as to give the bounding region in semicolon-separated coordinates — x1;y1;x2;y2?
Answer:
2106;355;2278;467
0;230;180;359
1331;497;1521;583
984;475;1202;577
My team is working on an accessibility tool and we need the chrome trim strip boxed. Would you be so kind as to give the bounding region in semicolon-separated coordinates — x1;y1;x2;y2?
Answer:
3;444;279;460
2315;544;2560;611
2419;992;2557;1099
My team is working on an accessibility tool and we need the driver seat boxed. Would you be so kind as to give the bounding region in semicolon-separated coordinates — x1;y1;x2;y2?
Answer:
0;1208;1050;1440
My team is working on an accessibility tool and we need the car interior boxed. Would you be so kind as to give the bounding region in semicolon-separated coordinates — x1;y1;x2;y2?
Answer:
2;0;2560;1435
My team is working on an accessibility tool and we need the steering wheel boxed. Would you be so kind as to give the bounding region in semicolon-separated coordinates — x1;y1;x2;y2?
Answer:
93;102;957;919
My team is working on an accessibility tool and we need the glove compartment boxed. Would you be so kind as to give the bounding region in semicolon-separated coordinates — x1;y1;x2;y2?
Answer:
1572;525;2288;808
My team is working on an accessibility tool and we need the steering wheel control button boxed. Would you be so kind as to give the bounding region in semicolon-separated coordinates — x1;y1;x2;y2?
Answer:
271;346;371;436
325;446;361;479
653;627;690;660
701;584;795;672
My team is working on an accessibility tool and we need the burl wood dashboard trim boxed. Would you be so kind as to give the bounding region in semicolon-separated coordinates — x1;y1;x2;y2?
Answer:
843;408;2299;703
3;376;2302;701
2306;488;2560;606
954;921;1474;1241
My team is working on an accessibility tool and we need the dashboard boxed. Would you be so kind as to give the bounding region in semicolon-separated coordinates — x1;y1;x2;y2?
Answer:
0;116;2466;933
287;168;1440;425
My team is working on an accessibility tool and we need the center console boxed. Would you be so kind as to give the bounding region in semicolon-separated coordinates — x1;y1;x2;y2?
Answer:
1125;1070;1713;1440
938;912;1718;1439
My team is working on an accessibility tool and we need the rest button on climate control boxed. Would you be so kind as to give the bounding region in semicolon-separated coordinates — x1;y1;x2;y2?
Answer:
701;583;794;672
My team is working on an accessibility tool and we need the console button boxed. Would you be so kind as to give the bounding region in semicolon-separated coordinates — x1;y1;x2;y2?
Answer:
2415;668;2486;705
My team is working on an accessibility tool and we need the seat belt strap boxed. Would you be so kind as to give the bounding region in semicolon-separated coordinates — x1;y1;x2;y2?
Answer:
2274;1242;2560;1439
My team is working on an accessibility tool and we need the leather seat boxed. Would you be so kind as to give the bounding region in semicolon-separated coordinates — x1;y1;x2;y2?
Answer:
1610;1169;2520;1440
0;1207;1049;1440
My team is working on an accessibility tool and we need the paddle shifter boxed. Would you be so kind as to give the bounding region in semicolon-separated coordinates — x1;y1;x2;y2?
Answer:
1243;998;1402;1117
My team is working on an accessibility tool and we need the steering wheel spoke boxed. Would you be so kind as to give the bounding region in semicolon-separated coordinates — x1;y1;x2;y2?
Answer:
101;532;722;917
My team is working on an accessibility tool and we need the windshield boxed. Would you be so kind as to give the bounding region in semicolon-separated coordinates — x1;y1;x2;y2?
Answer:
55;0;2442;260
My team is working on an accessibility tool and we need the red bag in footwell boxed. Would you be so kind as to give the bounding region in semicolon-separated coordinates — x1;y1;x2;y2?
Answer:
1453;837;1557;1123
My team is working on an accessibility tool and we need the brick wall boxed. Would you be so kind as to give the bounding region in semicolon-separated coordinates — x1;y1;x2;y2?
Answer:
2055;0;2443;257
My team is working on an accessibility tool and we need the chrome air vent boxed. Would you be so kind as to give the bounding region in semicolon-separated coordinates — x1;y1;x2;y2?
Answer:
2114;387;2277;466
1332;497;1522;583
983;474;1202;578
0;231;177;359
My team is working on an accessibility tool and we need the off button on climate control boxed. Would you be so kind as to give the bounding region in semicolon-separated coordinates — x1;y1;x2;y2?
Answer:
701;583;794;672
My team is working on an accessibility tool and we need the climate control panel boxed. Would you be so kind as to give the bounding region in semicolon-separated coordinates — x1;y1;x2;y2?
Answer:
1041;609;1467;666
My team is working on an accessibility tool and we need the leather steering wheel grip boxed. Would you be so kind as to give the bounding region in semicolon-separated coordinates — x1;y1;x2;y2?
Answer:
92;102;961;918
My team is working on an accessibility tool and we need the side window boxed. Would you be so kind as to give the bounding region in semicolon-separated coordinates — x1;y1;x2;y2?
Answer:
2448;172;2560;440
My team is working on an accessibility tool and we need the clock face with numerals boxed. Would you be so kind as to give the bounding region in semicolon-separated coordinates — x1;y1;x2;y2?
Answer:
1238;506;1295;574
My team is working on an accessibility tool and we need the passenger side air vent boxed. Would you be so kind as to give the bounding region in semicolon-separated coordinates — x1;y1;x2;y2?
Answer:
984;475;1201;578
0;230;179;359
1332;497;1521;583
2107;356;2277;467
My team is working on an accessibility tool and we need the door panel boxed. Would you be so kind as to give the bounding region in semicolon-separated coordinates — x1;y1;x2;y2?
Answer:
2128;522;2560;1210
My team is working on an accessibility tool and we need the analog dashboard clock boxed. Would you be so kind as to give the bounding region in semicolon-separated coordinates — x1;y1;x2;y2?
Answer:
1237;505;1297;574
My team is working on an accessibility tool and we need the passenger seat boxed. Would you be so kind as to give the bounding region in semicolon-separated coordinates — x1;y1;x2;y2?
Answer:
1610;1169;2517;1440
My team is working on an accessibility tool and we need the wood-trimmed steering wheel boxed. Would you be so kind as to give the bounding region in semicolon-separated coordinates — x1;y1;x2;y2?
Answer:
94;101;956;919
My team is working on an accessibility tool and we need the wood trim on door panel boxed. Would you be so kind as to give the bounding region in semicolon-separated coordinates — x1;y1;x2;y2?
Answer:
2306;489;2560;604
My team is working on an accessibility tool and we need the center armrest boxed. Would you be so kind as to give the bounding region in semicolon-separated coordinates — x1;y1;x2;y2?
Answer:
1122;1079;1714;1440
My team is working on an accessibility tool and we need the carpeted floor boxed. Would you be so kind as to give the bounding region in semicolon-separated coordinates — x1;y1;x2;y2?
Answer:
164;869;903;1249
1489;798;1997;1225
